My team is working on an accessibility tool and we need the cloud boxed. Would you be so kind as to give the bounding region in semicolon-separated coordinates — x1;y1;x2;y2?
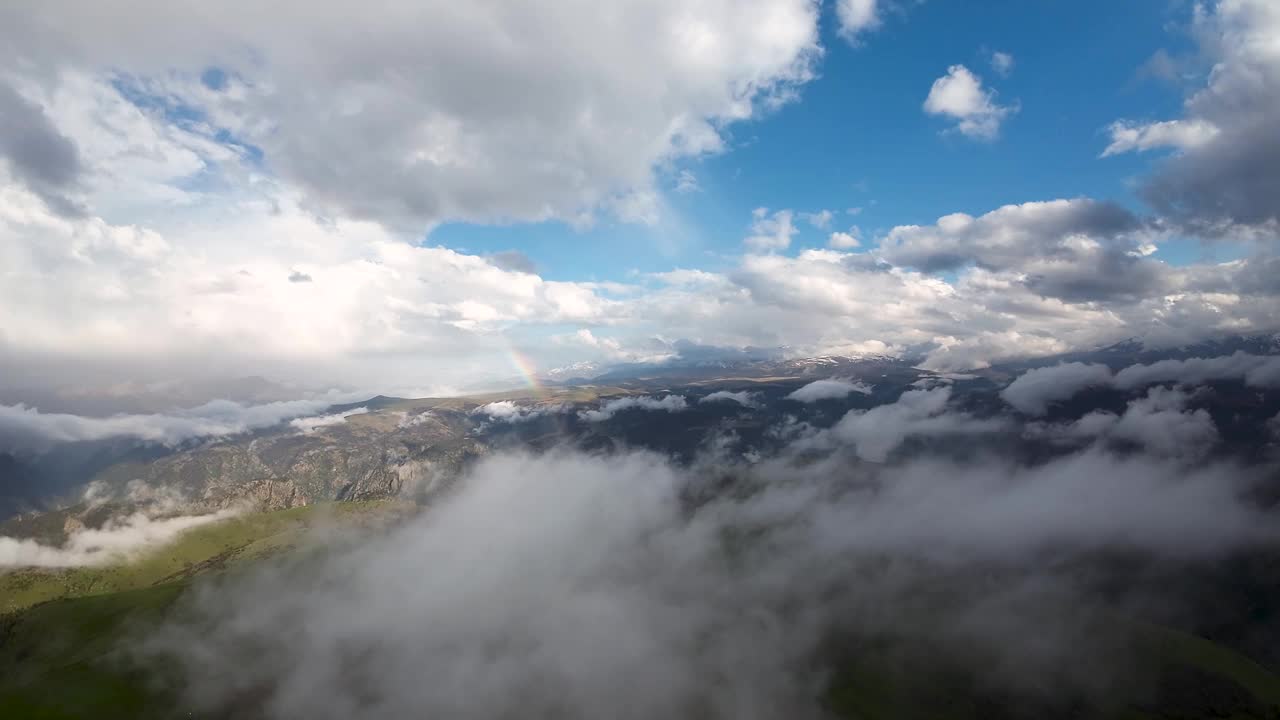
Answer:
744;207;798;251
787;378;872;402
0;396;357;451
821;386;1009;461
474;401;565;424
1001;362;1114;416
674;170;700;194
923;65;1016;140
289;407;369;434
835;0;881;43
828;229;861;249
1108;386;1218;460
1112;351;1280;390
876;198;1168;303
288;270;313;283
579;394;688;422
0;80;84;216
0;507;239;568
146;442;1277;717
486;250;538;275
799;209;833;230
990;51;1014;77
1;0;821;231
1032;386;1219;461
1105;0;1280;235
699;390;760;407
1101;119;1219;157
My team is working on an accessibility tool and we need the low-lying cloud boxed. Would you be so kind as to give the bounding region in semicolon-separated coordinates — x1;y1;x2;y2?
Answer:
0;394;362;452
1001;362;1114;416
148;438;1278;718
578;395;688;422
787;378;872;403
699;390;760;407
0;507;240;568
1000;352;1280;415
473;401;566;424
289;407;369;433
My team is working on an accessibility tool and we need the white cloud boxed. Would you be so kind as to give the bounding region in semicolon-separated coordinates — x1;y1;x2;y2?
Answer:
474;401;565;424
923;64;1016;140
700;390;760;407
836;0;881;43
0;395;359;451
579;395;688;422
828;229;861;249
1101;119;1219;157
990;51;1014;77
787;378;872;402
674;170;700;194
289;407;369;433
800;209;833;229
0;507;240;568
0;0;822;230
1112;352;1280;390
744;207;798;251
1001;363;1114;416
822;386;1008;462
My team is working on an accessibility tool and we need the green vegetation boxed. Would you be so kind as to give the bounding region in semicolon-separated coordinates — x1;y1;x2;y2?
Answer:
0;501;400;614
3;501;1279;719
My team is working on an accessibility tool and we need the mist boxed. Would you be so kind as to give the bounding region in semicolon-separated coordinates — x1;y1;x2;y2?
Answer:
143;431;1280;719
0;507;240;568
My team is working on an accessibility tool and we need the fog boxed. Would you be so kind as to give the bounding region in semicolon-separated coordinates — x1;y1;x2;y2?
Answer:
0;507;240;568
144;430;1279;718
0;393;365;453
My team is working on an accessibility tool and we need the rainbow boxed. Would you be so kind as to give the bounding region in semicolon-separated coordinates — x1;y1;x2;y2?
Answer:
505;346;548;399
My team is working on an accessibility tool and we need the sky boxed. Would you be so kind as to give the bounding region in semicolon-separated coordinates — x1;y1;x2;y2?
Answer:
1;0;1278;398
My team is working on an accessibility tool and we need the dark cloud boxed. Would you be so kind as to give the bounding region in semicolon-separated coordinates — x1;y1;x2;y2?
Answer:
1121;1;1280;235
0;80;84;216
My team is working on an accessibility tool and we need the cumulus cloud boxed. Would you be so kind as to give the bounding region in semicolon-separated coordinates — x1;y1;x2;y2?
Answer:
0;0;821;231
699;390;760;407
923;65;1016;140
835;0;881;43
0;507;239;568
1105;0;1280;234
1001;362;1115;416
827;228;861;249
147;442;1277;717
787;378;872;402
579;395;688;422
289;407;369;434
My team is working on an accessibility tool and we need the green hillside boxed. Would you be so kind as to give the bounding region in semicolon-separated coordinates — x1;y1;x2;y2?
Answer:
3;502;1279;720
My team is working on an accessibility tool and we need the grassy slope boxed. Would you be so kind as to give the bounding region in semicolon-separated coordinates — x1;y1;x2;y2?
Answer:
0;502;402;719
0;501;399;614
3;502;1280;719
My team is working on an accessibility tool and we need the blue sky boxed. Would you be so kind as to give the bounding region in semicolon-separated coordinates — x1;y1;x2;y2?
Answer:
1;0;1277;392
436;0;1201;281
